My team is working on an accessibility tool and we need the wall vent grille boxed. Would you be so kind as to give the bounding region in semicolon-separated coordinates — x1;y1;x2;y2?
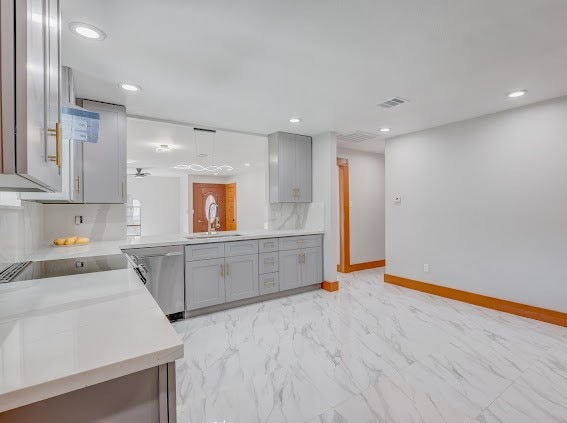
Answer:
337;131;379;143
378;97;409;108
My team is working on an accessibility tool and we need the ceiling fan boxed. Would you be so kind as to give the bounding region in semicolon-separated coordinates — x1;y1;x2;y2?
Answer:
133;168;151;178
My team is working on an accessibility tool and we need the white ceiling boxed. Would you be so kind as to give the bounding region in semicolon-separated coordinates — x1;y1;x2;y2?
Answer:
62;0;567;144
126;118;267;177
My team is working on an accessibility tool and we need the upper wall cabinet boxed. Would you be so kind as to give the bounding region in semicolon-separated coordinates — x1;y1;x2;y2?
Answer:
22;73;127;204
78;100;127;204
268;132;312;203
0;0;62;192
22;67;84;203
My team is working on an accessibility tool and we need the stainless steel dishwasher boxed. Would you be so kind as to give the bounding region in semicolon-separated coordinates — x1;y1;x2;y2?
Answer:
122;246;185;317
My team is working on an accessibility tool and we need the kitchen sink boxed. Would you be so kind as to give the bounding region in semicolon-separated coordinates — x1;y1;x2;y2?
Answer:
185;233;243;240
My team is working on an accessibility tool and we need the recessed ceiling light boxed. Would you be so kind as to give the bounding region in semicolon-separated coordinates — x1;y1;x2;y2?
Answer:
197;153;209;158
126;159;137;164
289;117;302;124
380;127;391;133
213;173;219;176
156;144;171;153
120;83;141;92
244;163;251;167
69;22;106;40
507;90;527;98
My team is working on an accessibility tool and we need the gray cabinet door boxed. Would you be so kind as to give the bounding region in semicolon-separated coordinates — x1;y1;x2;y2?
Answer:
225;254;259;302
294;135;312;202
279;249;302;291
278;132;296;203
81;100;126;203
185;258;225;310
14;0;62;191
301;247;322;286
268;132;312;203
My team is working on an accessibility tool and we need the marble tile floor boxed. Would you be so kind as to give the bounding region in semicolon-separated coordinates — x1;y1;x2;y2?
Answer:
173;269;567;423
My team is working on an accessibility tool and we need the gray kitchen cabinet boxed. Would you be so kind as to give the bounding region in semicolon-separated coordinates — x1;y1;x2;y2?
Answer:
185;258;226;310
259;273;279;295
259;252;278;274
185;243;225;261
79;100;127;203
225;239;258;257
279;249;303;291
184;235;323;312
0;0;63;192
21;67;84;202
279;247;323;291
225;254;259;302
268;132;312;203
301;247;323;286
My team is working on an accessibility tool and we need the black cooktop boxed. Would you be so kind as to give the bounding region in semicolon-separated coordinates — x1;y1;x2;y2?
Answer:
1;254;130;283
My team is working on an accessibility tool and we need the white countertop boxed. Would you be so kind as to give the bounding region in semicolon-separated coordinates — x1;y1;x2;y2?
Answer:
22;229;324;262
0;269;184;413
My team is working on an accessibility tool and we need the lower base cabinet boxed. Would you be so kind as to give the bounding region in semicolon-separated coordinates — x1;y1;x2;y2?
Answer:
301;247;323;286
225;254;259;302
185;236;322;312
279;249;303;291
279;247;323;290
186;258;225;310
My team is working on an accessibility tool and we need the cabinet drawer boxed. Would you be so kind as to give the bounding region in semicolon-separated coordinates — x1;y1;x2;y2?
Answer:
279;235;321;251
259;273;279;296
259;238;279;253
225;239;259;257
185;243;225;261
259;252;279;274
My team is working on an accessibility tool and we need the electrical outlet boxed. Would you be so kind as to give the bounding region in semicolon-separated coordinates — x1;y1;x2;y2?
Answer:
423;264;429;273
75;215;83;225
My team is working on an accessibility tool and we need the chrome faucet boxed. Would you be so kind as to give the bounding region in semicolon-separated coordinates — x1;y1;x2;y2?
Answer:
207;201;218;235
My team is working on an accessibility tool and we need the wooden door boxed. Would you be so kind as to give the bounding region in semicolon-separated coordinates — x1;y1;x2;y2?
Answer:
193;183;226;233
226;182;237;230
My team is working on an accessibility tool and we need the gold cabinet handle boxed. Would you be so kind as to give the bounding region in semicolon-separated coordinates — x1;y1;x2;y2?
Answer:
76;175;81;193
220;264;224;277
47;122;62;168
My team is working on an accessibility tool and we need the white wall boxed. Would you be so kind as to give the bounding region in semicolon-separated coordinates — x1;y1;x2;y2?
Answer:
386;96;567;312
128;176;181;236
337;148;385;264
313;132;338;283
229;168;266;231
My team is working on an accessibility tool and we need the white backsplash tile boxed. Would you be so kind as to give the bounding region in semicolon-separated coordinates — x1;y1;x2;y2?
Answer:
267;202;324;231
43;204;126;244
0;201;44;262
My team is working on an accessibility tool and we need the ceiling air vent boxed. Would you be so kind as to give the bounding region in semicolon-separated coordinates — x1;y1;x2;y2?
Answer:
337;131;379;143
378;97;409;109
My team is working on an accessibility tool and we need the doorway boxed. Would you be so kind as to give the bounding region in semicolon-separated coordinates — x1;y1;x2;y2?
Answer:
337;158;350;273
192;183;237;232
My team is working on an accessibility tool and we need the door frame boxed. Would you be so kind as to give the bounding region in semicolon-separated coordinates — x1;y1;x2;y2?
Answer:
337;158;350;273
337;157;386;273
225;182;237;230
